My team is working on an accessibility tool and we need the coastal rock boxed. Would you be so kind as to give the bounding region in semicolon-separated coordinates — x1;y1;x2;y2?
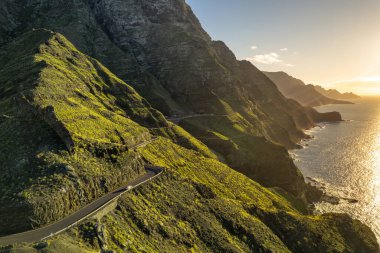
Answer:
313;111;343;122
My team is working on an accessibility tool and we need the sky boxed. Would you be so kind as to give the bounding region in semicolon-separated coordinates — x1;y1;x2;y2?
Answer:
186;0;380;95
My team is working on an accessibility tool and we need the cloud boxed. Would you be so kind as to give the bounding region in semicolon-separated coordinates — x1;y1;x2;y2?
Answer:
285;63;295;67
246;52;282;64
250;45;258;50
280;48;288;52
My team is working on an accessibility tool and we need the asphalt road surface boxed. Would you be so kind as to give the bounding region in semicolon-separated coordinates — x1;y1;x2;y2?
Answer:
0;166;164;245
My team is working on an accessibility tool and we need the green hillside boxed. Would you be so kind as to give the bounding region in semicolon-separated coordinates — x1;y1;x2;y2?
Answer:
0;29;211;235
0;30;378;253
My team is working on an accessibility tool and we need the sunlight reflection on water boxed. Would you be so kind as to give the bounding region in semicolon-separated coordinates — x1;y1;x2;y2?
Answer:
291;97;380;241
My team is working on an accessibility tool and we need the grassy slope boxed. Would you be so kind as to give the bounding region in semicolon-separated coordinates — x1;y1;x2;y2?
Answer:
178;114;307;198
4;138;378;253
0;29;212;235
0;29;147;234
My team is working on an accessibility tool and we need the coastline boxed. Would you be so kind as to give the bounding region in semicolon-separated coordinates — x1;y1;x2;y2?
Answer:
290;97;380;242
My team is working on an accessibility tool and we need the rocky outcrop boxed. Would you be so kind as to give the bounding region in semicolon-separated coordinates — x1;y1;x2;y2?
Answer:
312;111;343;122
40;106;75;151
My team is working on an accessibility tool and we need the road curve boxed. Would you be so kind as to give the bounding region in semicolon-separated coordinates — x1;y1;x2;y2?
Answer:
0;166;164;245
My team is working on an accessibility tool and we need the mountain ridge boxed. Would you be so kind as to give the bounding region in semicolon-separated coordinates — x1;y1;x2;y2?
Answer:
0;0;340;200
264;71;354;107
314;84;360;100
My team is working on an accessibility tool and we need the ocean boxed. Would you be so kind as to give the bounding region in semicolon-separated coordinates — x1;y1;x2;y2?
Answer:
291;96;380;241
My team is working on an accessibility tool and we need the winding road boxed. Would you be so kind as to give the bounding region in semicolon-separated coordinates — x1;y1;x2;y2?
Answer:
0;166;164;245
0;116;233;245
166;114;229;123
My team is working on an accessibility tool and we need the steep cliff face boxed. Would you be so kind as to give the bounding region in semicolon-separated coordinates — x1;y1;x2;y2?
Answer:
0;0;338;128
87;0;320;132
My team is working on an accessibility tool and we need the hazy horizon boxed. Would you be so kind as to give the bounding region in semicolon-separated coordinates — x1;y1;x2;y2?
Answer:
187;0;380;95
324;80;380;95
